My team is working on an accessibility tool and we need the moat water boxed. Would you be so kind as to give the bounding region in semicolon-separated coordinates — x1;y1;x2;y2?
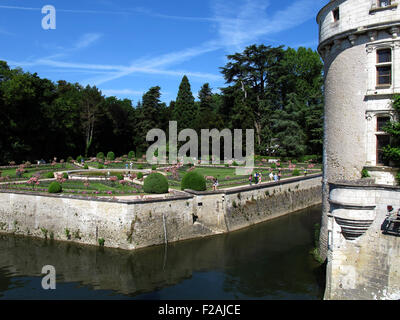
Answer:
0;205;324;300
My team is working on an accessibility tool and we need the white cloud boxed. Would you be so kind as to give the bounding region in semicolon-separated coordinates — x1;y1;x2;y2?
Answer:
211;0;325;51
0;5;129;15
75;33;103;49
102;89;144;96
5;57;223;83
2;0;323;87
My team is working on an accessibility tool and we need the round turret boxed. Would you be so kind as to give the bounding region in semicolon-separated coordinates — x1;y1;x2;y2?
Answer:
317;0;400;259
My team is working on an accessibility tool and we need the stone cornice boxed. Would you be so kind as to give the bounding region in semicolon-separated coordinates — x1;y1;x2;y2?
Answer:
318;21;400;59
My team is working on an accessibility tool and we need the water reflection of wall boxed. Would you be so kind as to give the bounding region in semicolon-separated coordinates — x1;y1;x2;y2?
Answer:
0;205;323;299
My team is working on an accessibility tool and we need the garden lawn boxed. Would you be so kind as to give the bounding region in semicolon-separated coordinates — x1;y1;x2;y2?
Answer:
165;166;315;190
0;163;76;180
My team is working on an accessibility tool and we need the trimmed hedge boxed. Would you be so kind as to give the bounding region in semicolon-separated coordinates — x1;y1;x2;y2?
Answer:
292;169;301;176
48;181;62;193
181;171;206;191
107;151;115;160
97;152;105;160
143;173;169;194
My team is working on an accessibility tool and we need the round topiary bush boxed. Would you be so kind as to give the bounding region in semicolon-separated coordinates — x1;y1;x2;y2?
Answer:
48;181;62;193
97;152;105;160
76;155;83;163
137;172;143;179
143;172;169;194
107;151;115;160
63;172;69;179
128;151;135;159
116;173;124;180
181;171;206;191
292;169;300;176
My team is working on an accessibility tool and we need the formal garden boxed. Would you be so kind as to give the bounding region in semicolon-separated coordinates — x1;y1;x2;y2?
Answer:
0;152;322;197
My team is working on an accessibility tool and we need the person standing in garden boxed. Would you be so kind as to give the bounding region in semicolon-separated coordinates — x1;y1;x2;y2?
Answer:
278;170;282;181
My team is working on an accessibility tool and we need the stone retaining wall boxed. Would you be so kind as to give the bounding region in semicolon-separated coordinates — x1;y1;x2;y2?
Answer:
0;174;322;250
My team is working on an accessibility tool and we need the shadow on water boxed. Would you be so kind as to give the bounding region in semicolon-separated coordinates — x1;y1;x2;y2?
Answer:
0;205;324;300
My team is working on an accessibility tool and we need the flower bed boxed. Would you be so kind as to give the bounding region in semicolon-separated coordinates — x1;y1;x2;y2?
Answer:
0;163;78;182
0;179;147;196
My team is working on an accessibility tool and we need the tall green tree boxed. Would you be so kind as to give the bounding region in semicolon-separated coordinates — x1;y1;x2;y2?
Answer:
194;83;223;132
220;44;285;152
173;75;196;131
135;86;165;154
278;47;324;156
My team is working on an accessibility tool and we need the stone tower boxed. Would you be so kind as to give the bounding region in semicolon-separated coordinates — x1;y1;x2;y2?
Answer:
317;0;400;260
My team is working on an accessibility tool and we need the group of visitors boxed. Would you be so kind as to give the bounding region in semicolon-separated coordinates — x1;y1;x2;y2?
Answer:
249;172;263;185
125;162;133;170
268;169;282;182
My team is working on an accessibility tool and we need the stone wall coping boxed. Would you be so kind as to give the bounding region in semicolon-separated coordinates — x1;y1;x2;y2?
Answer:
0;188;194;204
223;173;322;195
185;173;322;196
364;165;398;173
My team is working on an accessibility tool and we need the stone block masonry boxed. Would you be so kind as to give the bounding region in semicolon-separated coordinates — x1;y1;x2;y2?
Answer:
0;174;322;250
325;181;400;300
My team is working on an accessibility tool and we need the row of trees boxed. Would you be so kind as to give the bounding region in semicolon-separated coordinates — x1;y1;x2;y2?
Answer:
0;45;324;164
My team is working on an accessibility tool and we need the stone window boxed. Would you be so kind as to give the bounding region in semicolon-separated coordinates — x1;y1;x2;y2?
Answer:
332;8;340;22
376;115;391;165
376;48;392;86
378;0;391;7
376;134;390;165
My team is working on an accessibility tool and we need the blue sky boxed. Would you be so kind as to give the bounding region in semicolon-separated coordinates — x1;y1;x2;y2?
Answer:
0;0;326;104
